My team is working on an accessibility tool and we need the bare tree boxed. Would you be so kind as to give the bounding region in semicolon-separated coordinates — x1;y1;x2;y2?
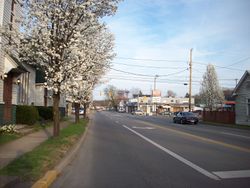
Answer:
167;90;176;97
200;64;224;110
223;88;234;101
130;88;140;95
104;85;119;110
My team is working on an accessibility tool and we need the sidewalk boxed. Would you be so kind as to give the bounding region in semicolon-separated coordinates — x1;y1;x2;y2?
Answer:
0;120;72;170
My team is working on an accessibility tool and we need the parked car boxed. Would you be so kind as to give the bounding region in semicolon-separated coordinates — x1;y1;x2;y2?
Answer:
173;111;180;117
160;111;172;116
118;109;126;113
132;110;144;115
173;112;198;124
79;108;84;115
72;108;84;115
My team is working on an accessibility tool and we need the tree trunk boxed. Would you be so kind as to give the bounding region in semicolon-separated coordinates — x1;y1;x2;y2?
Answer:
75;102;80;123
53;92;60;137
83;102;87;119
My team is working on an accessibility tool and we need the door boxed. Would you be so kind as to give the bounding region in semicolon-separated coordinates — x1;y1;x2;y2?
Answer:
3;74;13;122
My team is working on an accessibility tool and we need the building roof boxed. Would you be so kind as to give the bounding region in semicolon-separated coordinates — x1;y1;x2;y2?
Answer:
6;54;28;76
232;70;250;95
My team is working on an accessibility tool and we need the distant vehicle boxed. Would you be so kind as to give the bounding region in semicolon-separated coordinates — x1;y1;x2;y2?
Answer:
132;110;144;115
118;109;126;113
79;108;84;115
72;108;84;115
173;111;180;116
160;111;172;116
173;112;198;124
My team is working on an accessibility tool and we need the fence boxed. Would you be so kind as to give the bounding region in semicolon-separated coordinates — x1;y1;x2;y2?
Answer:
202;111;235;124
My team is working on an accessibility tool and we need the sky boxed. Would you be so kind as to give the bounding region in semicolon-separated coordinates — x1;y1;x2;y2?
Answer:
93;0;250;100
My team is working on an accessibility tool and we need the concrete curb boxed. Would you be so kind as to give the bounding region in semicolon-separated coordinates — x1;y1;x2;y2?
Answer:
31;170;58;188
55;118;91;172
31;118;92;188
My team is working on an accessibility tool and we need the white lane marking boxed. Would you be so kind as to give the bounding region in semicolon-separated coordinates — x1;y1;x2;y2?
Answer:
132;126;155;130
220;132;250;139
122;125;220;180
213;170;250;179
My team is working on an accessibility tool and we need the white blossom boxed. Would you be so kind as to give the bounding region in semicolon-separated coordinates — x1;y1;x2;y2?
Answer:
200;64;224;110
0;0;121;136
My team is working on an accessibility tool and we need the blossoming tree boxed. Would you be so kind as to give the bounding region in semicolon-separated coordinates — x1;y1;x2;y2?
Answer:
200;64;224;110
65;25;114;123
1;0;120;136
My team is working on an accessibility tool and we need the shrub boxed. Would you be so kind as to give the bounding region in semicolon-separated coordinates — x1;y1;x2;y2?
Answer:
0;125;18;134
35;106;53;120
16;105;39;125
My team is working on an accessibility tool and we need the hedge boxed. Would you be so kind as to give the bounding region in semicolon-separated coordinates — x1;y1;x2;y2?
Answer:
16;105;39;125
35;106;53;120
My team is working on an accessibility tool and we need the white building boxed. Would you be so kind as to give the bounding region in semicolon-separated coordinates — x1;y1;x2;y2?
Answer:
0;1;66;124
0;0;24;124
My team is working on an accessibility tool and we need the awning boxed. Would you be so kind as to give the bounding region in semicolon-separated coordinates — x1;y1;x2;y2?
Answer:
4;54;28;76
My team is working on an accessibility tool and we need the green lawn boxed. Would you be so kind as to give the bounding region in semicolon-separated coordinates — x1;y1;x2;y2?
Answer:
0;119;88;180
0;134;21;145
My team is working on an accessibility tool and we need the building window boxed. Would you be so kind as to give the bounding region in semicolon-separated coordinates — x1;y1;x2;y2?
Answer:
248;99;250;116
9;0;16;44
10;0;16;28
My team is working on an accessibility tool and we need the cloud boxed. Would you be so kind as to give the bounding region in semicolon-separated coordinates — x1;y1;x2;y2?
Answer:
94;0;250;100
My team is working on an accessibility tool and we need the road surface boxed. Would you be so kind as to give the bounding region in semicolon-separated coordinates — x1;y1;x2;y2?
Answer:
52;111;250;188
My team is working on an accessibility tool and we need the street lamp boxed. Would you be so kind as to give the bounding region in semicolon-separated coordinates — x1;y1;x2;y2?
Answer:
153;75;159;115
184;83;192;111
154;75;159;90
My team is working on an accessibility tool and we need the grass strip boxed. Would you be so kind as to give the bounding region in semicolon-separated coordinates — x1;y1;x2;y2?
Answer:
0;122;52;145
0;119;88;181
0;134;21;145
201;121;250;130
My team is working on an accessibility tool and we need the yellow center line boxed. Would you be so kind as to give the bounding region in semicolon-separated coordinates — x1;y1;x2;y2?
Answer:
135;120;250;153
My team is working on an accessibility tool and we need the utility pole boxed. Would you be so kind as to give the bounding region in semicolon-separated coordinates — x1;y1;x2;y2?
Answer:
189;48;193;112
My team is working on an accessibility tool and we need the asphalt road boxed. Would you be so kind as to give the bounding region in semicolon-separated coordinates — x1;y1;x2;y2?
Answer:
52;112;250;188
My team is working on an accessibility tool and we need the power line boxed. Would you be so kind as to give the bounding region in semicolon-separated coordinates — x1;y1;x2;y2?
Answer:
192;56;250;71
103;77;201;85
103;76;236;88
115;57;186;62
105;73;237;82
109;67;188;77
193;61;245;71
114;56;249;71
104;76;201;83
111;61;184;69
227;56;250;67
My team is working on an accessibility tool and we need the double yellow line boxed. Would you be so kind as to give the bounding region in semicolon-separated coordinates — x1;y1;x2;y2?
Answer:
135;120;250;153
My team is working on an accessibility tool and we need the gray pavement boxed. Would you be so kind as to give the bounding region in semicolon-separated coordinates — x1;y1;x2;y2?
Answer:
0;120;72;188
52;112;250;188
0;120;70;169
